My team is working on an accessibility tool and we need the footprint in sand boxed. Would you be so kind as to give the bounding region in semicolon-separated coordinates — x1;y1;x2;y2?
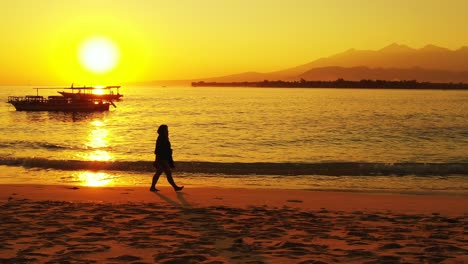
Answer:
286;199;303;203
107;255;142;262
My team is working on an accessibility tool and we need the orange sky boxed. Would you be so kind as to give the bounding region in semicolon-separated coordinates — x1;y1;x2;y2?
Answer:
1;0;467;85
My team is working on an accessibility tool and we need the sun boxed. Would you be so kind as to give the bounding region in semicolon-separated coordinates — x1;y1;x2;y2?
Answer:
78;36;119;74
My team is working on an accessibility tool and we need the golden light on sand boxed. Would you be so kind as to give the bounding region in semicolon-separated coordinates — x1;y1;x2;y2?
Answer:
78;36;119;74
77;171;112;186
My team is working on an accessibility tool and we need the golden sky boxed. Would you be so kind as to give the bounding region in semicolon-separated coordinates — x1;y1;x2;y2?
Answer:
1;0;467;85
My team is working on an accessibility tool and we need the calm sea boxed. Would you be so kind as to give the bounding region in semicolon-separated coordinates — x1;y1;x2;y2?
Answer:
1;86;467;195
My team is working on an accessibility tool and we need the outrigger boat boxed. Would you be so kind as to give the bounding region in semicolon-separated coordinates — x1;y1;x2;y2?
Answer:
8;96;112;112
57;85;123;100
7;87;117;112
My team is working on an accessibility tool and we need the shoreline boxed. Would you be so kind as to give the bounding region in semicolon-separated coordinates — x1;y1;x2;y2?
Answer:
1;184;466;263
1;165;466;197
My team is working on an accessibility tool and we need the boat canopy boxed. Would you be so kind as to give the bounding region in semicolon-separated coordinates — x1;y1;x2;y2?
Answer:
62;86;121;90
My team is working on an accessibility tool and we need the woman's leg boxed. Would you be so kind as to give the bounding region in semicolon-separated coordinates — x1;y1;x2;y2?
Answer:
159;160;183;191
150;166;163;191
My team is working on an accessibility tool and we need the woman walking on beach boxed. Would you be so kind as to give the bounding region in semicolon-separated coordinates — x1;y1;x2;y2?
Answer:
150;124;184;192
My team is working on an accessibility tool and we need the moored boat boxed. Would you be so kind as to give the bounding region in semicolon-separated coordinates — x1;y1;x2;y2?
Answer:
8;96;111;112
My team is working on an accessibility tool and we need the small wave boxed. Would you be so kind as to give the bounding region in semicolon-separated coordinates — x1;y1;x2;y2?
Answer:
35;142;68;150
0;140;71;150
0;157;466;176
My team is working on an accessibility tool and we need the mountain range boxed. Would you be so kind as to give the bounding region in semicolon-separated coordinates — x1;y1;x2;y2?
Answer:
142;43;468;85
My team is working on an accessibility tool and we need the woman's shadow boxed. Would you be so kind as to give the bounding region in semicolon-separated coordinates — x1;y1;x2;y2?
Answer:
152;191;265;263
153;191;190;208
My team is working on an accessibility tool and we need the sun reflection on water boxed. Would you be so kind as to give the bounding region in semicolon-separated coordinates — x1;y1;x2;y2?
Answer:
88;150;112;161
80;119;113;161
77;171;113;186
92;88;105;95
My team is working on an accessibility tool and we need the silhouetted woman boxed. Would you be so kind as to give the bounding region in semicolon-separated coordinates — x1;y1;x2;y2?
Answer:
150;125;184;192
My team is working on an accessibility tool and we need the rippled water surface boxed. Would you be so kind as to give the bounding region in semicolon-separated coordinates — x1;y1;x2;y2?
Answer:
1;86;467;192
2;86;467;163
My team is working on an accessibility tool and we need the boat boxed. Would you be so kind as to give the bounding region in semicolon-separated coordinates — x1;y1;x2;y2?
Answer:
8;95;112;112
57;85;123;100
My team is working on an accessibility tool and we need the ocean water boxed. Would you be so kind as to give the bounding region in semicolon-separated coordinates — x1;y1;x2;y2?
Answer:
1;86;467;194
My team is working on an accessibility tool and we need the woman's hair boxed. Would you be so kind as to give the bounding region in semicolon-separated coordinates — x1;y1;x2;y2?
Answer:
157;124;168;135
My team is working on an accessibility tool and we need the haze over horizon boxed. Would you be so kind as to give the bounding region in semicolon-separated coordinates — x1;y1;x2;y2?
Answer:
1;0;468;85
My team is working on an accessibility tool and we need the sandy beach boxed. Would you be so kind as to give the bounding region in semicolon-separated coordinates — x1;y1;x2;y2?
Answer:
0;184;466;263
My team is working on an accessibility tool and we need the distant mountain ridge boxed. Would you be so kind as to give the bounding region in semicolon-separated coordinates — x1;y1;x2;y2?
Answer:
141;43;468;85
284;43;468;74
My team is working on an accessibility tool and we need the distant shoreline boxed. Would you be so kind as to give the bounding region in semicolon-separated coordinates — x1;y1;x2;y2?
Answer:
192;79;468;89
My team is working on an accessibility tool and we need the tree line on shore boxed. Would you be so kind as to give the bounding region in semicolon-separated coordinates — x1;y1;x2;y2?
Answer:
191;79;468;89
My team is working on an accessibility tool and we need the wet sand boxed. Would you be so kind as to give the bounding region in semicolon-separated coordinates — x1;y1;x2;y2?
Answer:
0;184;466;263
